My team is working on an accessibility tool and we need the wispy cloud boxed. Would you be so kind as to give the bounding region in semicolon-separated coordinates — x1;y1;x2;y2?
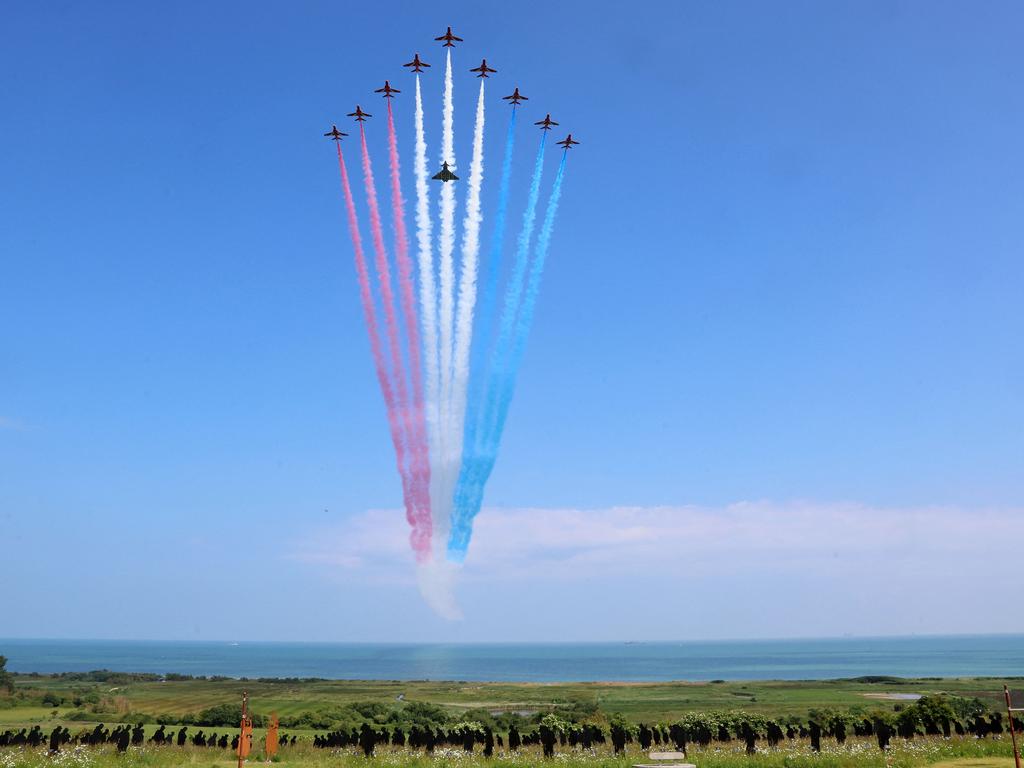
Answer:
0;415;30;432
289;501;1024;585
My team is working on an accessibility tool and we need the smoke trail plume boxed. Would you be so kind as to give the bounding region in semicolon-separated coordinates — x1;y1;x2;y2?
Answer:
495;152;569;446
447;134;548;561
334;141;427;558
386;98;432;549
413;75;441;552
434;48;457;558
359;126;429;559
450;108;518;558
471;108;517;403
449;80;486;513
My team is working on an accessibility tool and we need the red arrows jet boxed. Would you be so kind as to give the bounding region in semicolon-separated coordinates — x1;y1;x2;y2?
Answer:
556;134;580;149
435;26;463;47
470;59;497;78
502;87;528;106
347;105;371;122
323;124;348;141
534;114;559;130
403;53;430;73
374;81;400;98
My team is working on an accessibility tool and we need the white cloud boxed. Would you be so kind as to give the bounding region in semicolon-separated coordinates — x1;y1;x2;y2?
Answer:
285;501;1024;634
289;500;1023;584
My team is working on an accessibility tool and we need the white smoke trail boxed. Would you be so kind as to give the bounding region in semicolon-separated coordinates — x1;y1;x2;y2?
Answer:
413;74;441;555
449;80;486;508
434;48;457;558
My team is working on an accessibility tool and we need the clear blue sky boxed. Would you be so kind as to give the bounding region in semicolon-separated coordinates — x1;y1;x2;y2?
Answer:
2;0;1022;642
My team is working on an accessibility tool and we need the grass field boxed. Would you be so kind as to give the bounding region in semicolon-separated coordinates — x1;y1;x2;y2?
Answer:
4;675;1018;726
0;737;1017;768
3;674;1020;768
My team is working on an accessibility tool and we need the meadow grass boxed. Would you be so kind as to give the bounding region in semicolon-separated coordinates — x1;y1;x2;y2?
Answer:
0;736;1016;768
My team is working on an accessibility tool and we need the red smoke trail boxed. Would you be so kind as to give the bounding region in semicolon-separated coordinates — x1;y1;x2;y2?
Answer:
386;100;432;538
335;141;429;560
359;124;432;559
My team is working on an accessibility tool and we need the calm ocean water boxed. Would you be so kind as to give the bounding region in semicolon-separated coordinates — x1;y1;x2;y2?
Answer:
2;636;1022;682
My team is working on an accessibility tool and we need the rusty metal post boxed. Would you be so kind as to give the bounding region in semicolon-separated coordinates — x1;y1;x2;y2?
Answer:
1006;686;1021;768
237;692;249;768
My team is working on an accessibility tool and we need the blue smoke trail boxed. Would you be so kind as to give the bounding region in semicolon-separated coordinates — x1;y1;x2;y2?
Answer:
450;110;517;540
447;136;553;562
493;151;568;439
468;108;517;425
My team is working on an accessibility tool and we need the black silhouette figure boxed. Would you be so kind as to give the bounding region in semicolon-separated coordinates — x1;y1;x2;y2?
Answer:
809;722;821;753
741;722;756;755
875;718;892;751
539;724;556;758
638;723;652;750
610;723;626;755
358;723;376;757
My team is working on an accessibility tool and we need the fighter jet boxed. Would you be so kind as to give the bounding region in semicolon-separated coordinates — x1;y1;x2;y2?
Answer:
403;53;430;73
556;134;580;149
323;124;348;141
374;81;400;98
470;59;497;78
432;161;459;182
535;114;559;130
347;105;371;122
502;87;528;106
435;26;463;47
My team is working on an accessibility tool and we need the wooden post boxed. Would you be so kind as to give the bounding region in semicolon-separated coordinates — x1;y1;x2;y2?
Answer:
1006;686;1022;768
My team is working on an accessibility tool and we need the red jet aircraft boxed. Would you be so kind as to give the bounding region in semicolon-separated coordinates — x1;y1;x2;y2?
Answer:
374;81;400;98
502;87;528;105
470;59;497;78
435;26;463;47
403;53;430;72
323;124;348;141
534;114;559;130
347;105;371;122
556;134;580;149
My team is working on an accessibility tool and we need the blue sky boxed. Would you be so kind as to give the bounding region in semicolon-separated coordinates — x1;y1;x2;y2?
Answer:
1;0;1022;642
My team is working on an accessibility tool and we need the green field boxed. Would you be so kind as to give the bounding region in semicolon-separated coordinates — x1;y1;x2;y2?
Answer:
4;674;1019;725
3;674;1021;768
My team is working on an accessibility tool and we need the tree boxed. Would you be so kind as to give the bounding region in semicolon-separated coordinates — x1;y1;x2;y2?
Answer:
896;708;921;739
915;695;956;736
0;656;13;694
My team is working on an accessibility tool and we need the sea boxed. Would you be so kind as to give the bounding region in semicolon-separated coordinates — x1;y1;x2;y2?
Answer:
2;636;1023;682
